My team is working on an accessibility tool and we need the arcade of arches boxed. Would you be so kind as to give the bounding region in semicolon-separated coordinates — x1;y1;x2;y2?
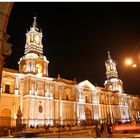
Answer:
0;2;13;127
0;2;13;91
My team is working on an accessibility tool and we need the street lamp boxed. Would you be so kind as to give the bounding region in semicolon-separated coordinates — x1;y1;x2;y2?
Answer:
124;43;140;69
132;64;137;68
124;58;137;69
125;58;133;66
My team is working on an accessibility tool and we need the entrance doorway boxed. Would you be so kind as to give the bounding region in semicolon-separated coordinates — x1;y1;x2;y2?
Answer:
0;108;11;127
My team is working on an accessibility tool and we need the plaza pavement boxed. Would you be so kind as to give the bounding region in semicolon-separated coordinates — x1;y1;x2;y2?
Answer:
1;127;140;138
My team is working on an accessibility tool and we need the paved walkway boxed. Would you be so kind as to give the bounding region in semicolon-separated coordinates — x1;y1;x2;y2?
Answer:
1;127;140;138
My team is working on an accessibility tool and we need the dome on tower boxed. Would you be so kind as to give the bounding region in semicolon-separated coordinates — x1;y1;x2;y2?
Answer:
24;53;39;59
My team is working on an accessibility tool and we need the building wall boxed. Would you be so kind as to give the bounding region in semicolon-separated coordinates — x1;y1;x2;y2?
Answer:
0;69;140;127
0;93;20;127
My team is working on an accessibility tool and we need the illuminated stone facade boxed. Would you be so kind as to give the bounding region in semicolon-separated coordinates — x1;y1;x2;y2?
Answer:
0;17;140;127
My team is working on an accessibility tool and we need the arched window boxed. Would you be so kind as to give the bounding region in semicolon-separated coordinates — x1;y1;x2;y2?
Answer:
65;88;71;101
35;35;40;44
110;64;113;71
107;65;110;71
30;34;34;42
5;84;10;93
26;36;30;45
36;64;42;76
22;64;26;72
39;105;43;113
108;85;112;91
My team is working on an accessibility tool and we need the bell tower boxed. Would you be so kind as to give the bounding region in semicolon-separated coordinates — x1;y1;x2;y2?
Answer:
18;17;49;77
24;17;43;55
104;51;123;93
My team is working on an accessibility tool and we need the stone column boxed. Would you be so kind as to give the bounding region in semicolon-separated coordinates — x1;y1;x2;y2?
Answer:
45;81;48;97
50;100;53;125
91;91;94;121
35;79;38;96
26;60;29;72
74;87;77;124
29;78;32;95
59;86;63;125
14;75;19;95
128;96;132;121
0;55;4;93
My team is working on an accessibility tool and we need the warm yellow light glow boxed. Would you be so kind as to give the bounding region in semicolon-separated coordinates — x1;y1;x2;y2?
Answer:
35;35;40;44
30;34;34;42
27;36;30;45
132;64;137;68
125;58;133;66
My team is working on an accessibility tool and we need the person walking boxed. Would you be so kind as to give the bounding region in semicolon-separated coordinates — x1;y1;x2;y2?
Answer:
107;124;112;138
98;123;101;137
95;123;101;138
100;123;104;137
95;124;99;138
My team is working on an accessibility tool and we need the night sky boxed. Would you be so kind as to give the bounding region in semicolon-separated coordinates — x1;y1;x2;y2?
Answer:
5;2;140;95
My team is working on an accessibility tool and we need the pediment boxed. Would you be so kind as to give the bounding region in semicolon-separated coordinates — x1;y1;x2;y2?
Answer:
79;80;96;90
3;76;15;81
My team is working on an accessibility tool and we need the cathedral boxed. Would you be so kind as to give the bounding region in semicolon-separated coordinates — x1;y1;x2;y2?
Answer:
0;17;140;128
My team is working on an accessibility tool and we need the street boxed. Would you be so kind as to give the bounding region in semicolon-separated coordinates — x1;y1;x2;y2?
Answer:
37;131;140;138
15;129;140;138
1;128;140;138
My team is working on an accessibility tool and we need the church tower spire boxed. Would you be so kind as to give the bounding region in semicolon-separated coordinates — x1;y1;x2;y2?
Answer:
105;51;118;79
104;52;123;93
32;16;37;29
107;51;112;60
18;17;49;77
24;17;43;55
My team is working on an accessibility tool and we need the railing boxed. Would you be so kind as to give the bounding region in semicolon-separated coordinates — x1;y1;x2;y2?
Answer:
0;117;134;128
0;117;140;137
